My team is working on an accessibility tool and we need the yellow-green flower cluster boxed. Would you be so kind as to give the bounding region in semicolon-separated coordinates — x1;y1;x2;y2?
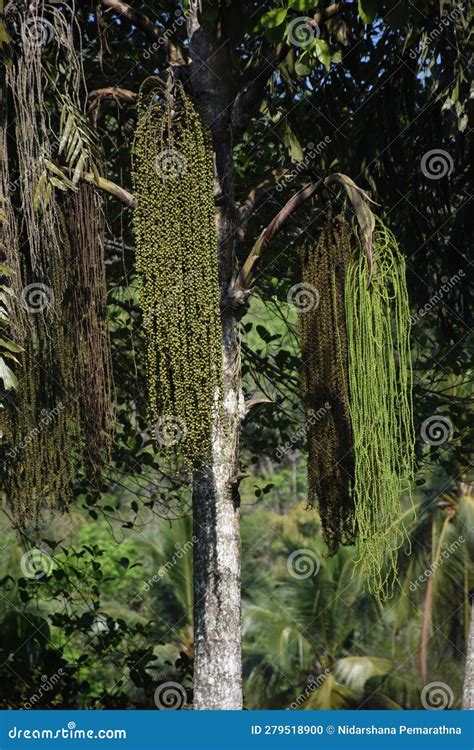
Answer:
132;82;223;466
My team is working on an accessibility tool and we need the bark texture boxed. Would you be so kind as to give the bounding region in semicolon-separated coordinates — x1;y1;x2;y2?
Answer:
187;9;243;710
192;310;244;709
462;600;474;709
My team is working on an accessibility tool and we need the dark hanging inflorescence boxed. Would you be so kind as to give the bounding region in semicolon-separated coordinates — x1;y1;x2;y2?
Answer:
0;3;113;525
298;213;355;552
132;80;223;468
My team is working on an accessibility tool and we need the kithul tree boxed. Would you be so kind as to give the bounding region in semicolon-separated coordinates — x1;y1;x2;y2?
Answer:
1;0;465;711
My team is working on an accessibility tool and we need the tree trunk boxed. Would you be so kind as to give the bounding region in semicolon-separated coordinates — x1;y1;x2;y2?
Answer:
187;9;243;710
192;309;243;710
462;600;474;709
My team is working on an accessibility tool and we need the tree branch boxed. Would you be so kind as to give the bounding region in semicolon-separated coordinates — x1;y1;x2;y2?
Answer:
82;172;135;208
88;87;138;104
88;87;138;123
225;181;321;307
101;0;162;41
100;0;186;66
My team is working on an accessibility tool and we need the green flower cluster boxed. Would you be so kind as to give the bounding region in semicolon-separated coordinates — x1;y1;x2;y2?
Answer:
345;219;415;599
133;82;223;467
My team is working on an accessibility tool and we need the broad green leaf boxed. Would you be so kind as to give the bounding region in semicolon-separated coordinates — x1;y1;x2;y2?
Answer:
295;52;313;76
315;39;331;69
261;8;287;29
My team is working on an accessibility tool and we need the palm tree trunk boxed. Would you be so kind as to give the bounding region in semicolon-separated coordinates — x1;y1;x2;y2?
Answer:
187;9;243;710
192;310;243;709
462;600;474;709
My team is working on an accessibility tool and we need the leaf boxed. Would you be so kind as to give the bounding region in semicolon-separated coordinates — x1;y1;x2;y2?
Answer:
58;111;75;155
334;656;392;690
1;351;20;364
0;336;23;353
261;8;288;28
315;39;331;70
288;0;314;9
0;357;18;389
325;173;378;279
295;52;312;77
72;151;86;185
33;171;48;211
44;160;76;189
284;120;304;162
0;263;14;277
49;176;69;191
0;19;12;46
